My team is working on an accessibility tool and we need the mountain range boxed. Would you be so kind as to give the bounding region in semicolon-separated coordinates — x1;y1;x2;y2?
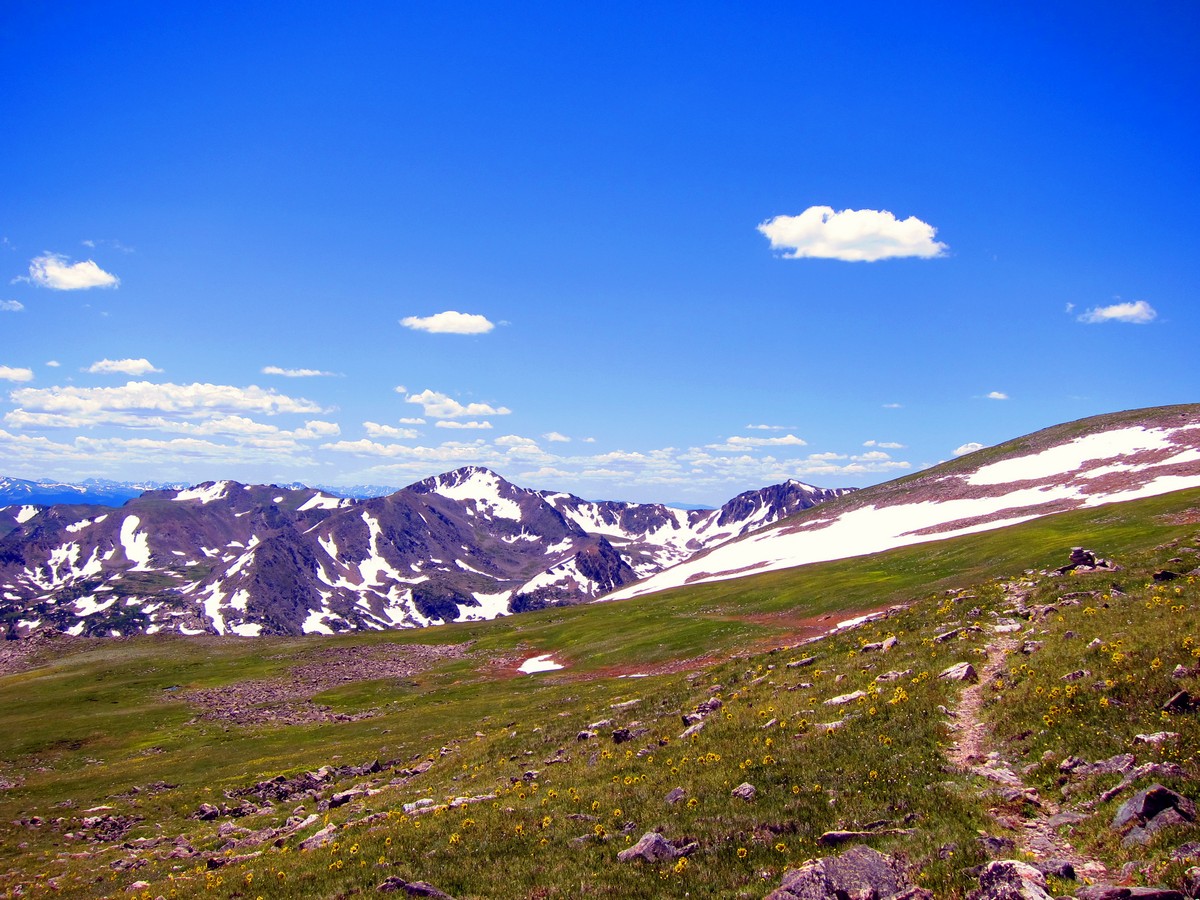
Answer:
3;404;1199;641
0;468;848;638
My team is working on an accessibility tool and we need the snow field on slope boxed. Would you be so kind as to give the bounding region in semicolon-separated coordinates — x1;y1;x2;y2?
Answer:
433;469;523;520
608;439;1200;601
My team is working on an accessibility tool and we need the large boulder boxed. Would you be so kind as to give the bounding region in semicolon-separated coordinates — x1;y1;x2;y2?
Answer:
765;845;925;900
967;860;1054;900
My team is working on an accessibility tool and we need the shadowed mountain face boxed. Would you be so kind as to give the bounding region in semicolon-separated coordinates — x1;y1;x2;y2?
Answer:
0;467;849;638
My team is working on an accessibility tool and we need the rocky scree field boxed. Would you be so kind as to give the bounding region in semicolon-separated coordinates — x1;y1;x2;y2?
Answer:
2;486;1200;898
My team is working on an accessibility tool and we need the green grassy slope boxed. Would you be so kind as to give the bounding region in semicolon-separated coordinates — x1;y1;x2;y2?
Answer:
2;487;1199;898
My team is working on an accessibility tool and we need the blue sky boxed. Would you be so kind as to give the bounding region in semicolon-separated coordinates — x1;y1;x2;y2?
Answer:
2;2;1197;504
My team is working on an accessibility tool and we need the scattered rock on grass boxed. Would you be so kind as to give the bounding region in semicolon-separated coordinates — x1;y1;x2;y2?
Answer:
616;832;697;863
377;877;456;898
731;783;756;801
938;662;978;683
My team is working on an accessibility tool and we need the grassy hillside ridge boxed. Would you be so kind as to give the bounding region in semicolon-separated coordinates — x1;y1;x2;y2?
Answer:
1;487;1199;897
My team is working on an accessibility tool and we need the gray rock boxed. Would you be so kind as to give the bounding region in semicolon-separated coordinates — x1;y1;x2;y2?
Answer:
616;832;696;863
664;787;687;805
1075;887;1184;899
731;782;757;801
376;878;456;898
939;662;978;683
824;690;867;706
298;824;337;850
1112;784;1196;833
765;845;918;900
967;859;1053;900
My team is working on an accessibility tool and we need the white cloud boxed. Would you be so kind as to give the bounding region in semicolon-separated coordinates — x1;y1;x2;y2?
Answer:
398;417;426;425
45;360;60;367
954;441;985;457
986;391;1009;400
262;366;339;377
1077;300;1157;324
543;431;570;442
882;402;903;409
400;311;495;334
9;381;324;420
364;421;420;439
26;253;120;289
87;358;162;376
707;434;807;451
0;366;34;382
808;452;847;461
864;440;905;449
745;423;795;431
294;420;341;439
436;420;493;430
405;389;511;418
0;300;23;312
757;206;947;262
854;450;892;461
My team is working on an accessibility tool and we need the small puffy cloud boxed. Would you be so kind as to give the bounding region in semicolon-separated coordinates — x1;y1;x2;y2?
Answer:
0;365;34;382
45;360;60;367
986;391;1009;400
954;441;985;457
26;253;119;289
882;402;903;409
398;417;426;425
400;311;495;335
364;421;419;439
87;358;162;376
262;366;339;377
854;450;892;461
0;300;23;312
808;451;847;461
1077;300;1157;325
864;440;905;449
543;431;570;442
436;420;493;430
757;206;947;262
405;389;511;418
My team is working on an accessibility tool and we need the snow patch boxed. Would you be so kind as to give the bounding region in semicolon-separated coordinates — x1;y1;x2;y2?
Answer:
119;515;152;569
174;481;230;504
16;505;39;524
300;493;346;511
519;654;564;674
435;469;523;520
968;426;1177;486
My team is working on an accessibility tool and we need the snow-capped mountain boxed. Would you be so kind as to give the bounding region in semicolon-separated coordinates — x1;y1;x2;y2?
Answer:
0;468;846;638
606;404;1200;602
